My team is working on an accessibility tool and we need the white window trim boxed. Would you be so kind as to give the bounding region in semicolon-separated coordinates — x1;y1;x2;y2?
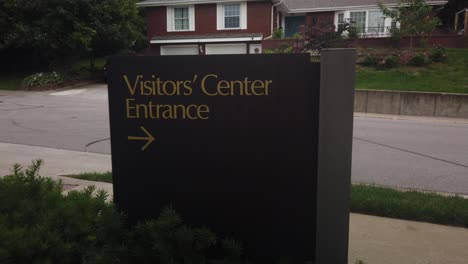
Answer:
336;12;345;31
334;9;396;37
217;2;247;30
167;5;195;32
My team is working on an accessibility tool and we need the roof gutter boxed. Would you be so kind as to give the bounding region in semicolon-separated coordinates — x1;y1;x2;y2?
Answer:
265;0;284;40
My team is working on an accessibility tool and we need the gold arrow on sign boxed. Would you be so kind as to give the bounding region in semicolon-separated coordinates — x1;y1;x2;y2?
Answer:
128;126;155;151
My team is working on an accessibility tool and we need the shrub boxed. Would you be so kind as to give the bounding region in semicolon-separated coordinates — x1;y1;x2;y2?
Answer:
272;28;284;39
381;55;399;68
408;53;427;66
22;71;66;88
429;45;447;62
263;45;294;54
280;46;294;53
363;54;399;69
0;160;126;264
362;54;379;66
347;26;359;39
399;50;415;64
0;161;244;264
292;32;303;40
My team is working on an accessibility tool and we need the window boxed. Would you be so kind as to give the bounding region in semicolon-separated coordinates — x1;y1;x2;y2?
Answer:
337;12;345;31
338;13;344;25
174;7;189;30
336;10;395;36
350;11;366;33
368;10;385;34
217;2;247;30
224;4;240;28
166;6;194;32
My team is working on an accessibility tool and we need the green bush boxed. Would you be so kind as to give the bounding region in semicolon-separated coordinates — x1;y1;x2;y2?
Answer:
362;54;379;66
408;53;427;66
0;161;243;264
363;54;399;69
272;28;284;39
22;71;66;88
263;45;294;54
347;26;359;39
381;55;399;68
429;45;447;62
291;33;303;40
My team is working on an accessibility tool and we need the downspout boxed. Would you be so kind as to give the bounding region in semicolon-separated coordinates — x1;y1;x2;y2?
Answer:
265;0;284;39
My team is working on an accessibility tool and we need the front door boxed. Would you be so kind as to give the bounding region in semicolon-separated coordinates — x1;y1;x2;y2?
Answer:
285;16;306;38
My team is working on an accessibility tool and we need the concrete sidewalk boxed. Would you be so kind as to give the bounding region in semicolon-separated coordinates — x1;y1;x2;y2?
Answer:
349;214;468;264
0;142;112;194
2;142;468;263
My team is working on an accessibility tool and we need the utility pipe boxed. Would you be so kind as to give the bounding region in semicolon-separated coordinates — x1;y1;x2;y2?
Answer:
265;0;284;39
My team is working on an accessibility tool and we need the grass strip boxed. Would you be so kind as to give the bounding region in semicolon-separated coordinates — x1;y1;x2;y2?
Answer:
351;184;468;228
68;172;468;227
66;171;112;183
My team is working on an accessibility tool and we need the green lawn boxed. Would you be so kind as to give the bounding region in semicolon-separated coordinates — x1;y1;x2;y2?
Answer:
69;171;468;228
65;172;112;183
352;184;468;227
356;48;468;94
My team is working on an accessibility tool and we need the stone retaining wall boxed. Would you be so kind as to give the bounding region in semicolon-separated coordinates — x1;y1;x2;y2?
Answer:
355;90;468;118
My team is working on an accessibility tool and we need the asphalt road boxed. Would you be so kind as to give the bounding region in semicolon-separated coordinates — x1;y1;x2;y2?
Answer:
1;84;468;194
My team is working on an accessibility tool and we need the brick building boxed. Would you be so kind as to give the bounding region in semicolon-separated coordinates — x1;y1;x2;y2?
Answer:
137;0;447;55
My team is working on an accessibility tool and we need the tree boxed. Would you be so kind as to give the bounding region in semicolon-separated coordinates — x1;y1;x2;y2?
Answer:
85;0;147;70
0;0;145;69
379;0;441;48
303;21;351;51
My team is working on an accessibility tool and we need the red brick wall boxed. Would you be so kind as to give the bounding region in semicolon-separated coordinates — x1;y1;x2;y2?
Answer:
146;7;166;40
262;39;305;52
146;1;272;40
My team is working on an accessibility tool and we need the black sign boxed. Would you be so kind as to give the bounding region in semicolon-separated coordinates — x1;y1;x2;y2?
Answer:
108;54;321;262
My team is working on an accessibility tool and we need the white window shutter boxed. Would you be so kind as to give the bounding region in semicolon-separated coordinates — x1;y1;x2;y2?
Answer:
166;7;174;32
216;4;223;30
189;5;195;31
240;2;247;29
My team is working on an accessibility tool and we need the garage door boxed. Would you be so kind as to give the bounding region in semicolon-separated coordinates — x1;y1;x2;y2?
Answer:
205;43;247;55
160;45;199;56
